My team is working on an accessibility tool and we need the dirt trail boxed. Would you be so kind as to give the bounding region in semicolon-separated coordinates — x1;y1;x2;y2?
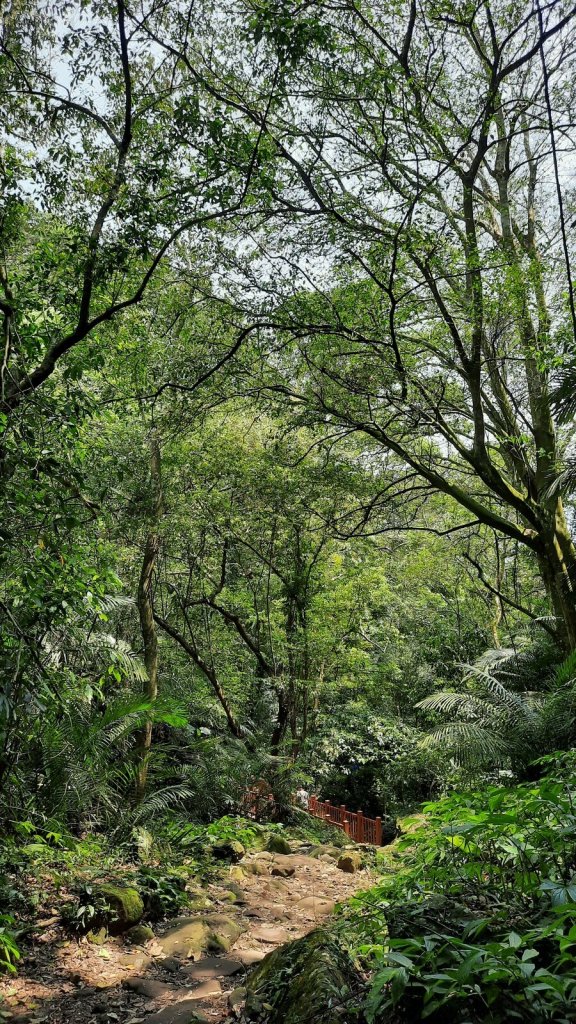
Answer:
0;847;370;1024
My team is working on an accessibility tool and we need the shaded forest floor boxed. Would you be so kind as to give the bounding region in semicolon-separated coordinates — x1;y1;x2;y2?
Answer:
0;843;370;1024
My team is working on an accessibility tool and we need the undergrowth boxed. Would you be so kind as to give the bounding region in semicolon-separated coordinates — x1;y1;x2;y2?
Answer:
340;751;576;1023
0;811;343;967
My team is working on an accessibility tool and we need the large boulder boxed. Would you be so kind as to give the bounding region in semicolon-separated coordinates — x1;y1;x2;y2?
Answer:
244;928;363;1024
158;913;245;958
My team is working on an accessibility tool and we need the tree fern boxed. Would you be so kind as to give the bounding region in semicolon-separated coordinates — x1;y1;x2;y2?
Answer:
417;642;576;774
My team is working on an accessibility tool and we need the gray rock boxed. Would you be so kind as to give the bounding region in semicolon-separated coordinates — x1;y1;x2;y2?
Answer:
122;976;176;999
182;955;243;980
143;1003;209;1024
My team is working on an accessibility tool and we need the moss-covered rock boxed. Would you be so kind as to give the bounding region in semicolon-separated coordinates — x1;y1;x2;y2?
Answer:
186;884;214;912
309;845;341;860
211;839;245;862
243;860;269;877
207;914;245;952
337;851;364;873
229;865;247;881
266;834;291;855
224;881;246;902
94;884;144;933
125;924;154;945
244;928;362;1024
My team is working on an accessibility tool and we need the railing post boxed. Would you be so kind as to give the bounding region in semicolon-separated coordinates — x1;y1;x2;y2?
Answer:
375;816;382;846
357;810;364;843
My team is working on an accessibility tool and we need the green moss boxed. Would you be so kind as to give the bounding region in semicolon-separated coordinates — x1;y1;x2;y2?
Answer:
245;928;362;1024
337;851;364;873
125;924;154;944
95;884;144;932
207;916;244;952
159;913;245;958
266;834;291;855
309;845;341;860
211;839;245;862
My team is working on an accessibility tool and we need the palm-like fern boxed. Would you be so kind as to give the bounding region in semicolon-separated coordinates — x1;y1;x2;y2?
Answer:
12;691;189;826
41;594;147;686
417;646;576;773
546;362;576;496
551;363;576;426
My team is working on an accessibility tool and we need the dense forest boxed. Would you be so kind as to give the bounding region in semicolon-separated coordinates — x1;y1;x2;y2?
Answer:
2;0;576;1021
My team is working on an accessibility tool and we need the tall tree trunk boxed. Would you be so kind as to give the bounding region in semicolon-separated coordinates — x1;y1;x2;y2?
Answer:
536;502;576;651
135;432;162;804
270;686;288;755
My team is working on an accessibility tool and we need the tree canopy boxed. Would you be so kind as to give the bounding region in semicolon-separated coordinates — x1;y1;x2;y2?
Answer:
1;2;576;1020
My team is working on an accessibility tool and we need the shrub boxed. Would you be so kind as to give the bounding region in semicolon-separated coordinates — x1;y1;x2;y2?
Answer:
308;708;445;815
418;643;576;777
342;751;576;1023
135;867;189;920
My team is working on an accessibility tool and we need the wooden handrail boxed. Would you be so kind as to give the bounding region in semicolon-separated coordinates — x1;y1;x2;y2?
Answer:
306;794;383;845
242;785;385;845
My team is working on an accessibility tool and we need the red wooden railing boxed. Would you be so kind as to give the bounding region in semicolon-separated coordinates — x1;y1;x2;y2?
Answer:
307;795;384;845
242;784;385;846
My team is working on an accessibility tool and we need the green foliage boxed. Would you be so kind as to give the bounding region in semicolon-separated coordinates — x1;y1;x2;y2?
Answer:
0;916;21;974
343;752;576;1022
61;885;113;935
3;18;576;1017
135;867;189;921
309;707;445;815
166;815;268;854
288;811;350;848
418;642;576;775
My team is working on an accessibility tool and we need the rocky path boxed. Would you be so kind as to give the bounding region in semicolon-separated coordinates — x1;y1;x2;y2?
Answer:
0;846;370;1024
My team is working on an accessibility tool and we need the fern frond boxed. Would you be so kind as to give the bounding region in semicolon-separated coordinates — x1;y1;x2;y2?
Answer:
417;692;491;716
421;723;508;766
554;650;576;689
551;365;576;423
130;785;194;823
84;633;148;682
86;593;136;614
